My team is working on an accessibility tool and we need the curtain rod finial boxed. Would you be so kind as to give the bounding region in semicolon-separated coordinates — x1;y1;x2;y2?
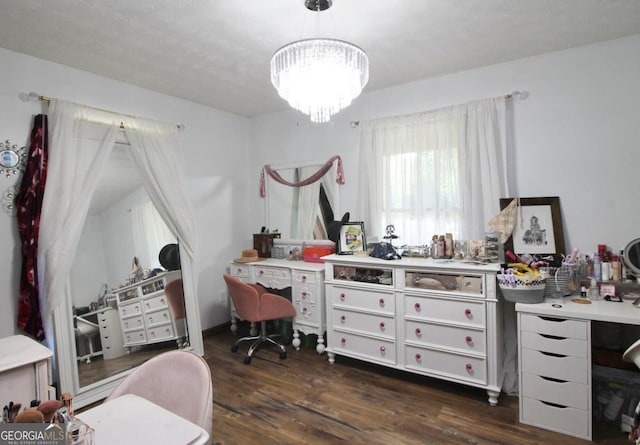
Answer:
19;91;40;102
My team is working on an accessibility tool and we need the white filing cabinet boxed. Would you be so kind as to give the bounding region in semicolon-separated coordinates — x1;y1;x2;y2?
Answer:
0;335;54;408
323;254;503;406
518;313;591;440
96;307;126;359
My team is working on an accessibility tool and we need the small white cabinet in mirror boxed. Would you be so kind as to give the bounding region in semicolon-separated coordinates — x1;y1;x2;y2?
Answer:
264;160;341;240
52;141;202;408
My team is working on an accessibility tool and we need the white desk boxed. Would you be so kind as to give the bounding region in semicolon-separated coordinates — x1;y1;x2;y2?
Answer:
0;335;54;408
76;394;209;445
229;258;326;353
516;296;640;440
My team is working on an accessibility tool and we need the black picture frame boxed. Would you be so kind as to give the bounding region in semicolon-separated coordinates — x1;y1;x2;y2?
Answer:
499;196;565;258
337;221;366;255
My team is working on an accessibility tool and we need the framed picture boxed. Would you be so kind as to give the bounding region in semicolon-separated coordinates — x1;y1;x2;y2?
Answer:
337;221;366;255
499;196;565;257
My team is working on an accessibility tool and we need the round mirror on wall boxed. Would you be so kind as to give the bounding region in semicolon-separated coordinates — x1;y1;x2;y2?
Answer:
624;238;640;276
0;140;27;177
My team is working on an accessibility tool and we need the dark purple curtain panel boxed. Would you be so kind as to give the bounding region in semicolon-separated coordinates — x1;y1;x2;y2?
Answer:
15;114;48;341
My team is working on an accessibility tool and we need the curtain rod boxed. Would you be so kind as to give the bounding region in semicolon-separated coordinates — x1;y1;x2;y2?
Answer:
349;90;529;128
19;91;185;131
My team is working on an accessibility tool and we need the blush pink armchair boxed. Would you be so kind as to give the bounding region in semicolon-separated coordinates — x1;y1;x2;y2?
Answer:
223;273;296;364
106;349;212;440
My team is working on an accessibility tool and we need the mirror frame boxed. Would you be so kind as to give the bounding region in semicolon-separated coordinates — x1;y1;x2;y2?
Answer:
264;159;341;237
53;243;202;408
624;238;640;277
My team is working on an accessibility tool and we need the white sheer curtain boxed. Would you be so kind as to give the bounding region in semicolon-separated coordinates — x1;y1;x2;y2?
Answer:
358;97;508;245
292;166;322;239
131;201;176;270
38;100;198;347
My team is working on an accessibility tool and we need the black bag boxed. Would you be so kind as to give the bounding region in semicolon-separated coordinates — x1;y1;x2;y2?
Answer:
370;242;401;260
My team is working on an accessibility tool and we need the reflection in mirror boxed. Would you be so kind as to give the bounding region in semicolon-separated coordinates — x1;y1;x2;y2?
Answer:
624;238;640;277
265;164;340;239
69;145;184;389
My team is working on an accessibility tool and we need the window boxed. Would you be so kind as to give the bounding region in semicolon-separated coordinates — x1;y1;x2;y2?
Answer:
359;97;509;247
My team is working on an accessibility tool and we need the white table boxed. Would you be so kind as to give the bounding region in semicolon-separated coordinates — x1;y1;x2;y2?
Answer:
0;335;54;409
76;394;209;445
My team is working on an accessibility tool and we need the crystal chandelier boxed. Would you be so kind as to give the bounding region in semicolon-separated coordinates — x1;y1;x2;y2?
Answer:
270;0;369;123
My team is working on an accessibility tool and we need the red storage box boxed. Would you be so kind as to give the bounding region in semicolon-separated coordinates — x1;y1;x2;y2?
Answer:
303;245;335;263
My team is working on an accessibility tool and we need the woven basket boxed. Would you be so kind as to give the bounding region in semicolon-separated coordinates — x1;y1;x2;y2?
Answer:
498;277;546;304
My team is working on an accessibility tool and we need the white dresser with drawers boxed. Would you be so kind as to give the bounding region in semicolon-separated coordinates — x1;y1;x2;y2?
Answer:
323;254;503;406
228;259;326;353
115;270;182;350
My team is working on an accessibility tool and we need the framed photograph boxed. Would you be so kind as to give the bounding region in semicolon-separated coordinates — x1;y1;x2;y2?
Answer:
337;221;366;255
499;197;565;257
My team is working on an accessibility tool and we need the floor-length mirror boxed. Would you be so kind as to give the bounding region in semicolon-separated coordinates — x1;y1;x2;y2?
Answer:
52;132;200;407
265;162;341;240
70;143;183;388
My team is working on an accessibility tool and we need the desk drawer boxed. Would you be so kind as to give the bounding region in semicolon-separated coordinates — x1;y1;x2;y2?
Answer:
520;314;587;340
229;263;250;279
331;286;395;315
296;302;320;324
293;284;321;305
293;270;318;285
404;296;485;328
124;329;146;345
146;309;172;327
405;345;487;385
405;320;486;354
520;330;588;358
121;315;144;332
332;331;396;366
119;302;143;318
521;397;590;440
144;294;169;312
521;372;589;410
147;324;175;342
332;309;395;339
521;348;588;384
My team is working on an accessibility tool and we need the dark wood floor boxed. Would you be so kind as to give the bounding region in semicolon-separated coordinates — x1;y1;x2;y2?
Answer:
205;329;632;445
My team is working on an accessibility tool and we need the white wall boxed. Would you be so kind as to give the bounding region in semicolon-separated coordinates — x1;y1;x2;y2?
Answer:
249;35;640;259
2;34;639;340
0;47;252;339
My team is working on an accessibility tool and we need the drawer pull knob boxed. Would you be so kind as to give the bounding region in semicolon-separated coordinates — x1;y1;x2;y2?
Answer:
379;298;385;307
340;293;346;301
414;303;421;312
259;270;264;275
540;351;566;358
341;338;346;345
301;275;307;282
540;375;567;383
465;336;473;346
379;346;386;355
464;309;472;319
415;353;422;363
415;328;422;337
340;315;346;323
237;268;242;274
379;322;385;331
302;307;308;314
465;363;473;373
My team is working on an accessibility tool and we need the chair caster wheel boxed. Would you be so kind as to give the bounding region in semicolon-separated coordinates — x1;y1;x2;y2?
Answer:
231;345;239;353
243;355;252;365
279;351;287;360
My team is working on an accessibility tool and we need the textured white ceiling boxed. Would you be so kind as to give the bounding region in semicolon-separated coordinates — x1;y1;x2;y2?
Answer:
1;0;640;117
